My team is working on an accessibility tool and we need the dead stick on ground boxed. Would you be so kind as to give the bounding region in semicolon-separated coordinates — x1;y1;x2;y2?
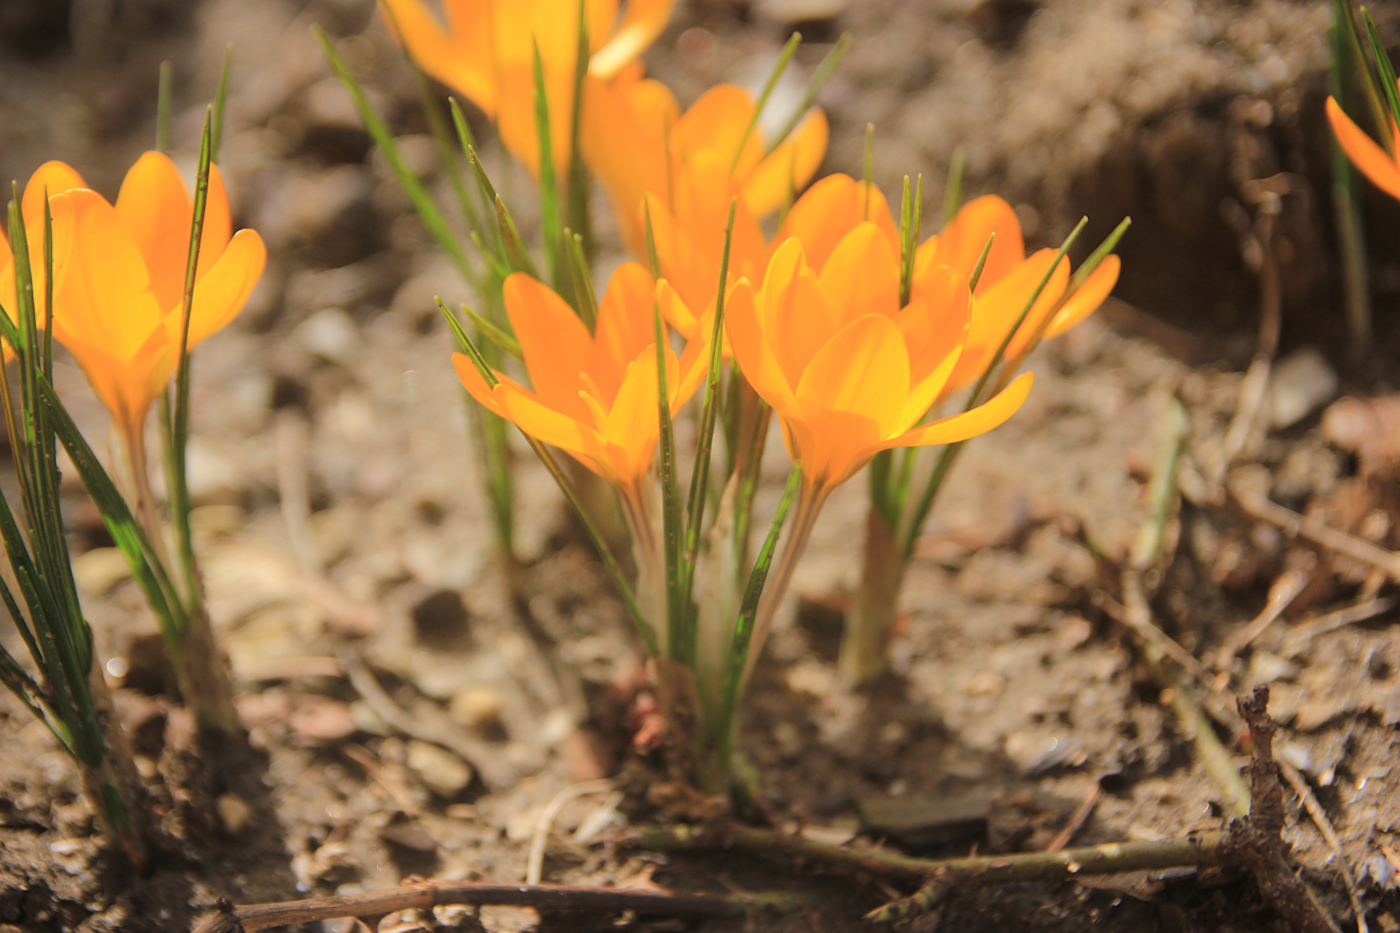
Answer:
1282;596;1396;654
1215;568;1307;671
190;881;810;933
1229;686;1341;933
1119;395;1250;816
1045;781;1102;853
636;823;1227;886
1231;480;1400;581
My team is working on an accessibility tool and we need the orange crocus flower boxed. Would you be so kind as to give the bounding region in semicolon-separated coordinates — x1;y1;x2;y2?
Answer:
584;72;828;314
0;162;87;338
454;262;710;497
379;0;674;179
913;195;1120;397
725;225;1034;684
1327;92;1400;202
47;153;266;445
728;228;1033;499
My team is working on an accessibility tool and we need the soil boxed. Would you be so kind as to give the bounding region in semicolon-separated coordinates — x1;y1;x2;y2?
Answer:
1;0;1399;931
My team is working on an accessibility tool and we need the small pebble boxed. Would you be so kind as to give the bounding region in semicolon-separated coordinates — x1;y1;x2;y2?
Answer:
217;794;253;835
406;740;473;799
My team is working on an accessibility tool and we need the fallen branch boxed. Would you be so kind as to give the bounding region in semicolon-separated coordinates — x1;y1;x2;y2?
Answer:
1230;480;1400;582
190;880;811;933
1226;685;1340;933
634;822;1226;892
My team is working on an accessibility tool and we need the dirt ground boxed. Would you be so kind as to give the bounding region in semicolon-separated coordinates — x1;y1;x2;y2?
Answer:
1;0;1399;930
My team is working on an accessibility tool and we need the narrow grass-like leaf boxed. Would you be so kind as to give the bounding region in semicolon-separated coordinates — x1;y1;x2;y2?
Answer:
1335;0;1392;153
1332;2;1373;355
899;220;1087;558
715;467;801;770
566;0;591;240
653;296;685;664
461;303;522;359
211;43;233;161
1068;217;1130;296
680;201;737;615
495;194;538;277
168;111;214;612
966;233;994;293
532;42;563;289
941;146;966;227
766;33;851;155
643;200;662;279
416;72;486;240
732;32;803;171
898;174;923;307
315;26;476;285
1363;9;1400;139
156;60;174;153
563;230;598;332
438;298;656;652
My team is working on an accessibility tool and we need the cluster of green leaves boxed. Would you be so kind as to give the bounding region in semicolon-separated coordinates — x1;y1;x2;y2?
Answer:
0;188;148;863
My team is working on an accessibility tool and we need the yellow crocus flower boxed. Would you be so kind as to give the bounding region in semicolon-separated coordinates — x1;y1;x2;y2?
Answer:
379;0;675;179
728;229;1033;498
584;71;828;313
0;162;87;337
454;262;710;498
47;153;266;446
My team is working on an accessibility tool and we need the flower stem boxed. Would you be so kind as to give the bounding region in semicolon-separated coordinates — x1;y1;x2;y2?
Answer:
840;506;906;684
739;483;826;689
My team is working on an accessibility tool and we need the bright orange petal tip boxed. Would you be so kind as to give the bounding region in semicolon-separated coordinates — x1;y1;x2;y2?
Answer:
1327;95;1400;202
457;265;707;491
382;0;674;178
584;79;829;312
49;155;264;443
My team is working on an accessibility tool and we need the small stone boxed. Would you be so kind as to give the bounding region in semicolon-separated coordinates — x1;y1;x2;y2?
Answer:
757;0;849;23
285;264;373;317
966;671;1004;696
295;307;361;364
1247;650;1298;685
288;695;358;744
448;685;503;732
216;793;253;835
71;547;130;595
411;588;471;647
184;439;249;505
406;740;473;799
380;821;437;853
1267;347;1338;429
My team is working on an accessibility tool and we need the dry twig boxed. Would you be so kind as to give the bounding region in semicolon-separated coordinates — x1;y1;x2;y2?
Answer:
190;880;807;932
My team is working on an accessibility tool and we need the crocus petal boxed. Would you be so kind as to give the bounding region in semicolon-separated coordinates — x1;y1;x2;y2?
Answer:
380;0;497;114
603;344;664;453
776;173;898;272
881;371;1034;451
493;61;577;179
789;314;910;489
583;69;679;257
1044;254;1119;341
655;276;699;338
502;272;593;418
672;85;760;178
593;261;658;395
116;152;234;313
171;228;266;349
590;0;675;77
1327;96;1400;202
741;108;830;218
921;195;1025;294
21;161;87;223
946;249;1066;394
760;238;832;388
452;353;510;420
794;313;910;442
817;221;900;325
724;277;795;412
50;189;162;360
1002;253;1070;361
